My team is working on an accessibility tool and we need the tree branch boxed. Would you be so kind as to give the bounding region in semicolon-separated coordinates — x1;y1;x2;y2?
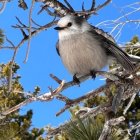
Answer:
98;116;125;140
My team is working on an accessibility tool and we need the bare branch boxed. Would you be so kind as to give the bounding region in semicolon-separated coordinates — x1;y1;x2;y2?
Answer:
82;2;85;12
44;7;57;16
6;37;15;47
96;3;140;39
64;0;74;12
90;0;96;11
0;69;123;118
36;0;70;16
46;83;140;138
95;0;112;11
46;103;111;138
50;73;62;84
0;80;65;117
10;19;58;66
20;28;28;38
1;1;140;139
36;0;112;17
1;98;35;117
98;116;125;140
31;18;42;27
56;82;112;116
123;91;138;115
0;46;15;50
74;0;112;17
24;0;35;63
0;1;6;14
18;0;28;10
15;16;27;28
38;5;58;16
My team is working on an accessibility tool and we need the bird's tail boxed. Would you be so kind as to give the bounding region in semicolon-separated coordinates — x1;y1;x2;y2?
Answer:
107;44;136;72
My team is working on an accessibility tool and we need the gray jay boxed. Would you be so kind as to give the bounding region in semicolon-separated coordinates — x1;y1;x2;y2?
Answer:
54;15;136;82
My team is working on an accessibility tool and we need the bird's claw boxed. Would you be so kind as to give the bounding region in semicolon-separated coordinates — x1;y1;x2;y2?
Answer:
90;70;96;79
73;74;80;86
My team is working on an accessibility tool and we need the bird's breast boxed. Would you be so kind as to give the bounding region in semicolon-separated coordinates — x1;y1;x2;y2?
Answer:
59;32;107;75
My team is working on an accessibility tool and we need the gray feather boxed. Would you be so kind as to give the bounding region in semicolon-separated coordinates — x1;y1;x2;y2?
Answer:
59;32;107;75
88;29;135;72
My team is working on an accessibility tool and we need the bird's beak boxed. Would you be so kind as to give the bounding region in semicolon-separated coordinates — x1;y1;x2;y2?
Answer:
54;26;65;30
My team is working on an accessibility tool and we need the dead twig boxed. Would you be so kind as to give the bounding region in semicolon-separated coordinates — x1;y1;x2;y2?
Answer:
37;0;70;16
75;0;112;16
1;98;35;117
46;103;111;138
0;80;65;117
56;82;112;116
0;1;7;14
123;91;138;115
24;0;35;63
98;116;125;140
64;0;74;12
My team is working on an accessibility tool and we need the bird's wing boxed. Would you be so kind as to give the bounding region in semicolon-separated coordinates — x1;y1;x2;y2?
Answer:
91;26;115;43
89;26;135;71
56;40;60;56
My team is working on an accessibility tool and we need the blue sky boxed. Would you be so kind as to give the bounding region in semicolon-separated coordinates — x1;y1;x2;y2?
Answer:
0;0;140;131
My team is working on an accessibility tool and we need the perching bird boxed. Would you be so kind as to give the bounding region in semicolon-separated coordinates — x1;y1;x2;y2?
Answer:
54;15;136;82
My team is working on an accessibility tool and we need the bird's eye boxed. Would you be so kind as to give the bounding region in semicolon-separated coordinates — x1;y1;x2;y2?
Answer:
67;22;72;27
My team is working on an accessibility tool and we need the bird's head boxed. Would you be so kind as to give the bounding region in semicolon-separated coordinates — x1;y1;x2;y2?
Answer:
54;15;89;39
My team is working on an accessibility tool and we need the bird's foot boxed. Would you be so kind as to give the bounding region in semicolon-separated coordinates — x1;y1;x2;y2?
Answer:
73;74;80;86
90;70;96;79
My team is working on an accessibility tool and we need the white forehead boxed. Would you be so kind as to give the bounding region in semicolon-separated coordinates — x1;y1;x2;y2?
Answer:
57;15;73;27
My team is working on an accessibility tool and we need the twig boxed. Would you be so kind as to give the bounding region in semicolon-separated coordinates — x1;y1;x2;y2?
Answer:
36;0;111;17
96;3;140;39
90;0;96;11
114;22;125;40
10;19;58;67
0;1;7;14
31;18;42;27
0;69;122;118
82;2;85;11
0;46;15;50
0;80;65;117
18;0;28;10
24;0;35;63
114;7;140;23
46;80;140;138
129;121;140;134
6;37;15;47
56;82;112;116
38;0;70;16
75;0;111;16
15;16;27;28
50;73;62;84
95;0;112;11
98;116;125;140
96;71;119;81
64;0;74;12
1;98;36;117
56;93;72;103
123;91;138;115
46;103;111;138
44;7;57;16
56;69;140;116
112;85;125;113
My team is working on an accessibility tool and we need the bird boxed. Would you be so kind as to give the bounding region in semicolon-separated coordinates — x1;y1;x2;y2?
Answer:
54;14;136;83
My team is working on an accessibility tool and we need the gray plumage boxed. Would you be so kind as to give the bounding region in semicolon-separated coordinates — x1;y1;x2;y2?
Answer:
55;15;135;76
